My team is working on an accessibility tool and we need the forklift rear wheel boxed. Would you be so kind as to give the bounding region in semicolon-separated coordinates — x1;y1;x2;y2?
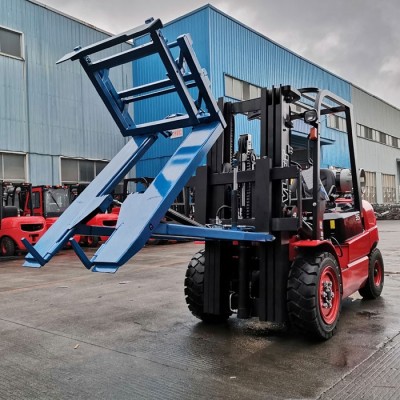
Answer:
184;249;230;323
359;248;384;299
287;252;342;340
1;237;16;256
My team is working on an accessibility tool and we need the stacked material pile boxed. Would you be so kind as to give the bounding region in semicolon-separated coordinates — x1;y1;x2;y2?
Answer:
372;204;400;220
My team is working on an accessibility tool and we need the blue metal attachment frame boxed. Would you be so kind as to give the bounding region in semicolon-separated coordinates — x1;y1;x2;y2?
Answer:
24;18;274;272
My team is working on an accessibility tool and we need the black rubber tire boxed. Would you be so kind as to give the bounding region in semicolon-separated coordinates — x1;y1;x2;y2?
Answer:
287;252;342;340
87;236;100;248
359;248;384;299
184;249;230;323
1;237;16;256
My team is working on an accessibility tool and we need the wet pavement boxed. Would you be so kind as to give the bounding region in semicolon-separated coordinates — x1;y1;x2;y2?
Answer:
0;220;399;399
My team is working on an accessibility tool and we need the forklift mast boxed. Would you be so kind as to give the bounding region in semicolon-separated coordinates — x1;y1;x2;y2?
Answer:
2;182;35;216
192;86;361;322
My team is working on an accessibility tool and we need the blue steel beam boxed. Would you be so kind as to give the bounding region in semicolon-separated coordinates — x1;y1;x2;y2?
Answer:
123;81;198;104
152;224;275;243
90;121;224;273
119;74;195;98
24;134;157;267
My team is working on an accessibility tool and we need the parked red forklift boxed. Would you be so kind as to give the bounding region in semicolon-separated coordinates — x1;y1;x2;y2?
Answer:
69;183;118;245
20;185;70;229
114;177;198;245
20;185;117;246
0;182;46;256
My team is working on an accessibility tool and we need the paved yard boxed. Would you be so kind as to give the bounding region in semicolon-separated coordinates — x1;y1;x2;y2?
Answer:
0;221;398;399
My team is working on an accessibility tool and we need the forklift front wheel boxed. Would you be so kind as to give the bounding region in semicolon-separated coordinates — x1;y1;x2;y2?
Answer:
184;249;230;323
287;252;342;340
1;237;16;257
359;248;384;299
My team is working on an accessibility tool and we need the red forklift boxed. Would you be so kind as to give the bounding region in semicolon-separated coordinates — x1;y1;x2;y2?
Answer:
115;177;198;245
67;183;118;245
23;20;383;340
184;86;384;339
0;182;46;256
20;185;70;229
21;185;117;246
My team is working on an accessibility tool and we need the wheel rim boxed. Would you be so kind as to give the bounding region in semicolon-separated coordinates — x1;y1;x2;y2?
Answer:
373;259;383;287
319;266;340;325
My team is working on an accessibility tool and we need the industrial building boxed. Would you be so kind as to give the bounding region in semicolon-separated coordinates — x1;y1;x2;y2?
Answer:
0;0;131;186
1;1;399;203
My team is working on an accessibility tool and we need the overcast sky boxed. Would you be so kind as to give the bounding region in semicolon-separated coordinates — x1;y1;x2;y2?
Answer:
37;0;400;109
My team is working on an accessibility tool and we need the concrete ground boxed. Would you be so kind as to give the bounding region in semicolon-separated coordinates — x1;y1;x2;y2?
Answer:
0;221;399;399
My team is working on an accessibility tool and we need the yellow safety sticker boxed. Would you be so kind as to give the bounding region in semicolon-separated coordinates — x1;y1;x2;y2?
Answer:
330;220;335;229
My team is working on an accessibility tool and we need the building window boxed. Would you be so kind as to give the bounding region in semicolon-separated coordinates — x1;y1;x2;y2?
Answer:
365;127;373;140
357;123;400;149
0;152;26;182
382;173;396;204
364;171;376;204
327;115;346;132
79;160;95;183
0;26;23;59
378;131;387;144
61;158;108;184
357;124;372;140
329;115;338;129
224;74;261;101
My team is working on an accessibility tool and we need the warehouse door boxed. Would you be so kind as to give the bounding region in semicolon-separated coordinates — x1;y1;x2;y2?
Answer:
382;173;396;204
364;171;376;204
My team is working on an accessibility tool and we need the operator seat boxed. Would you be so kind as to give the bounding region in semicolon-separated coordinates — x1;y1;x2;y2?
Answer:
290;167;336;204
320;169;336;197
1;205;19;218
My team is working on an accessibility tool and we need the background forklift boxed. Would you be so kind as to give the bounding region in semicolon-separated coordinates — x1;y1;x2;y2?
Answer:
23;20;383;340
21;185;117;246
115;177;199;245
1;182;46;256
185;86;383;339
68;183;118;246
20;185;70;230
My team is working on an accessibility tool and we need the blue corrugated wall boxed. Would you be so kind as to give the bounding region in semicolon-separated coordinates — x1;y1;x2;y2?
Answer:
136;5;352;177
0;0;131;184
208;8;351;168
